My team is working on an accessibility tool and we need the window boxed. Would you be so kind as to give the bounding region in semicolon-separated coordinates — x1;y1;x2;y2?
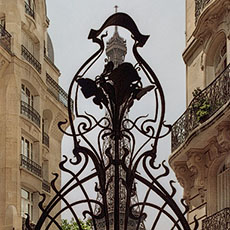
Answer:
21;84;34;107
21;188;34;221
21;136;33;160
217;164;230;211
25;0;35;11
214;41;227;77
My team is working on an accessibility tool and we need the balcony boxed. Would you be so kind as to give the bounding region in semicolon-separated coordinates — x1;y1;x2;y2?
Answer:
42;132;49;148
0;24;11;53
46;73;73;111
42;179;51;193
21;45;41;73
195;0;213;22
25;1;35;19
20;154;42;177
202;208;230;230
20;101;41;127
171;64;230;152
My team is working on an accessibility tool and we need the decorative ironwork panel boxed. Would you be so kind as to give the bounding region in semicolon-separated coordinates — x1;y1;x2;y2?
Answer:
25;12;199;230
20;154;42;177
172;64;230;151
0;24;11;53
21;100;41;127
195;0;212;22
42;180;51;193
202;208;230;230
46;73;74;111
25;1;35;19
21;45;41;73
42;132;49;148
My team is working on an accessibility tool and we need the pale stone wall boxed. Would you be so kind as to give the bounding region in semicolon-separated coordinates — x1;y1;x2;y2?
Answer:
0;0;69;229
170;0;230;229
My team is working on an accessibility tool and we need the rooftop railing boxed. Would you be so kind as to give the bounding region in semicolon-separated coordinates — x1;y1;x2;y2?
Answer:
25;1;35;19
171;64;230;152
20;154;42;178
202;208;230;230
0;24;11;52
20;100;41;127
46;73;73;111
21;45;41;73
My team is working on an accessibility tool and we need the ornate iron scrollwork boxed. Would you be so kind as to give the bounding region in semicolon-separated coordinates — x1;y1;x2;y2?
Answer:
26;12;199;230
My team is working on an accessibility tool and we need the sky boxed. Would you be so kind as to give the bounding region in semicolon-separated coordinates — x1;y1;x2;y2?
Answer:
46;0;187;229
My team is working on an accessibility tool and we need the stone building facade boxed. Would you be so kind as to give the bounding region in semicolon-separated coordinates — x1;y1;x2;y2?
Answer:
170;0;230;229
0;0;70;229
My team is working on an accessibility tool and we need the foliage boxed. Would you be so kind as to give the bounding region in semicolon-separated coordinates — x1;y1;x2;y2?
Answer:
192;87;211;122
61;218;92;230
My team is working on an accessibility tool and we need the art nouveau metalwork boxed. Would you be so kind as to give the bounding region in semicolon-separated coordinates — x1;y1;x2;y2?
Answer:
172;64;230;152
25;12;199;230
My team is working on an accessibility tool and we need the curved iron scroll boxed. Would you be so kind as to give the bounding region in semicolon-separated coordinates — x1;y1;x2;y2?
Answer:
27;13;199;230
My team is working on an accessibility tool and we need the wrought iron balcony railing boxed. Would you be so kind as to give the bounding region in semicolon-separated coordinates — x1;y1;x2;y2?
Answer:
0;24;11;52
42;132;49;148
25;1;35;19
195;0;213;23
21;45;41;73
202;208;230;230
22;217;36;230
42;179;51;193
20;154;42;177
46;73;73;111
172;64;230;152
20;101;41;127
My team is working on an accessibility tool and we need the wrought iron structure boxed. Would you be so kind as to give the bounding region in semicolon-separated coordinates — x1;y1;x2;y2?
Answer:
21;45;41;73
202;207;230;230
25;13;199;230
42;132;50;148
20;154;42;177
195;0;212;22
21;100;41;127
0;24;11;52
46;73;74;111
172;64;230;152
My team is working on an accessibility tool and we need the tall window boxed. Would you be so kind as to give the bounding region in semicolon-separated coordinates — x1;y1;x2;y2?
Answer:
0;17;5;29
21;84;34;107
214;41;227;77
21;136;33;160
217;164;230;211
21;188;34;221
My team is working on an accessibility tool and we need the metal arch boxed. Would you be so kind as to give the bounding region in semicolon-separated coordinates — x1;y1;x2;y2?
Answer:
26;12;199;230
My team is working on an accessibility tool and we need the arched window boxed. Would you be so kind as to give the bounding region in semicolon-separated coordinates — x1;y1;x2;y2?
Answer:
214;41;227;77
205;33;227;85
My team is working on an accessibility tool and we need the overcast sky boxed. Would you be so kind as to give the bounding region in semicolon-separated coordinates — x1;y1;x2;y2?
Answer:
46;0;186;228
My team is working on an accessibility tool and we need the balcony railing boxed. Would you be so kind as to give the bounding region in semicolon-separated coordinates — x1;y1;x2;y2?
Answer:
0;24;11;52
42;179;51;193
195;0;213;23
46;73;73;111
20;154;42;177
172;64;230;152
20;101;41;127
25;1;35;19
21;45;41;73
202;208;230;230
42;132;49;148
